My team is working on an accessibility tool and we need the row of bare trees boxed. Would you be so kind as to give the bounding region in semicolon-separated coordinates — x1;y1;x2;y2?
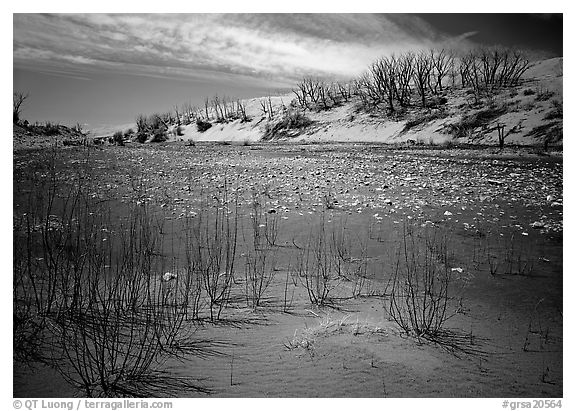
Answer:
203;95;250;124
356;47;530;112
459;48;531;95
180;95;250;125
357;49;454;111
292;47;531;114
133;94;252;140
293;79;354;111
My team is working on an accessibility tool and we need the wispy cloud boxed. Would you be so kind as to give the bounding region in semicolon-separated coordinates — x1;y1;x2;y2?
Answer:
34;68;92;81
14;13;474;83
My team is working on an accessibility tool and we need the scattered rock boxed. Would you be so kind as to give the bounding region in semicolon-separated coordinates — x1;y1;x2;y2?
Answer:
487;179;504;185
162;272;178;282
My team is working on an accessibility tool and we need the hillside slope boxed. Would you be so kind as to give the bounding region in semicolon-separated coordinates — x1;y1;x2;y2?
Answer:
170;57;562;147
13;123;88;150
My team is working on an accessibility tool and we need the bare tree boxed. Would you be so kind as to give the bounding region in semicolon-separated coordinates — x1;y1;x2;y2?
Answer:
236;99;249;122
303;78;321;105
458;52;474;89
212;95;224;122
292;86;308;110
204;97;210;120
259;99;269;118
335;82;349;102
13;92;29;124
267;96;274;119
326;83;340;106
413;51;433;107
317;80;329;110
182;102;196;125
221;95;229;120
369;57;397;112
173;105;182;126
448;55;458;88
396;52;415;107
355;73;380;110
504;50;531;86
430;49;453;93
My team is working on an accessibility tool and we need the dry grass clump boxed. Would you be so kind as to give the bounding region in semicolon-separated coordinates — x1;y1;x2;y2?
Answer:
448;103;508;138
284;314;386;354
544;100;563;121
526;123;563;144
314;314;386;336
263;110;313;140
535;88;555;102
401;110;447;133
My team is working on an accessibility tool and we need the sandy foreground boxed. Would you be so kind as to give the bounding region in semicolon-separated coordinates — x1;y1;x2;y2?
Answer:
13;142;562;397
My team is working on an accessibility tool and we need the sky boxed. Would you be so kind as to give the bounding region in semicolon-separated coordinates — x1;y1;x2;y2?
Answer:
13;13;563;136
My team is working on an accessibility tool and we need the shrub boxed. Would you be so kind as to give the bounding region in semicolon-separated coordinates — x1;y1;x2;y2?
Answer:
149;114;164;130
523;101;536;111
281;111;313;129
388;224;456;339
43;122;61;136
289;215;364;307
176;125;184;136
523;88;536;96
426;96;448;108
187;183;239;321
135;132;148;143
150;128;167;143
292;218;340;306
73;123;84;134
113;131;124;146
443;139;455;149
244;249;276;309
196;119;212;132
